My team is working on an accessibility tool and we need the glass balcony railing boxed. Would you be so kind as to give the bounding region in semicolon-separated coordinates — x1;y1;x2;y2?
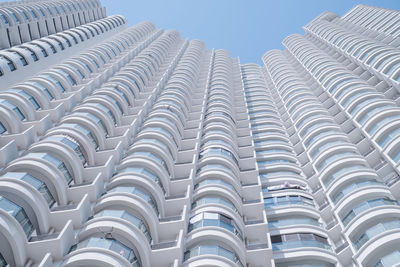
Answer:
189;212;243;240
183;244;243;267
70;237;140;266
94;209;152;244
332;180;382;204
0;196;33;237
272;240;331;251
268;217;322;229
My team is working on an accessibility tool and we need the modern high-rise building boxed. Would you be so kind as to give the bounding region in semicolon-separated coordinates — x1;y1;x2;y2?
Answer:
0;1;399;266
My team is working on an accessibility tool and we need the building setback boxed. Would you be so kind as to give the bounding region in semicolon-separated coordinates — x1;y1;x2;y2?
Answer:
0;1;399;266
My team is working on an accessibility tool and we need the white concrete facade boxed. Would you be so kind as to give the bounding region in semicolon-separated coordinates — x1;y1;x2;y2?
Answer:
0;2;399;267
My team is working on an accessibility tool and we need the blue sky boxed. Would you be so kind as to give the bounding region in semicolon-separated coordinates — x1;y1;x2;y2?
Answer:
101;0;399;64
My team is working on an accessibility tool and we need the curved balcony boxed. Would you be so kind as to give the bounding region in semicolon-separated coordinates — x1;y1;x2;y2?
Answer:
370;249;400;267
183;243;244;267
270;232;337;265
330;178;385;205
268;215;322;230
352;219;400;252
264;194;315;210
107;185;160;216
194;178;240;197
66;237;141;267
1;172;56;208
192;195;241;216
340;197;399;228
188;211;243;241
114;166;167;195
196;162;239;183
93;209;152;244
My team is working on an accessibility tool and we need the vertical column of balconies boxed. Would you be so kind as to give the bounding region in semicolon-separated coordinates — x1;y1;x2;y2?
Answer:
183;50;269;267
263;49;400;266
61;31;193;267
0;0;106;49
283;34;400;200
241;63;337;267
302;12;400;93
0;15;129;87
0;24;178;266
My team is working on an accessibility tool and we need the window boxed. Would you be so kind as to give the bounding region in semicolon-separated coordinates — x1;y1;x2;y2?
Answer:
64;123;98;150
374;250;400;267
45;75;66;92
33;44;48;57
4;172;56;207
31;82;54;100
46;135;86;165
43;154;73;184
0;196;33;237
0;13;9;24
11;89;40;110
118;167;165;194
22;47;38;61
12;52;28;66
94;209;152;243
264;195;314;208
184;244;243;267
188;212;242;239
83;112;108;135
129;151;170;176
271;233;330;251
342;198;398;226
0;99;25;120
54;69;76;86
70;237;140;265
0;121;7;134
109;186;158;214
1;56;16;71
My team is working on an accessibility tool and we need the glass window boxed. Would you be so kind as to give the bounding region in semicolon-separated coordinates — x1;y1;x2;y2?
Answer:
184;244;243;267
0;252;6;266
1;56;16;71
13;52;27;66
0;99;25;121
10;89;40;110
95;209;152;243
46;135;86;165
43;154;73;184
0;13;8;24
3;172;56;207
128;151;170;176
54;69;76;86
45;75;66;92
109;186;158;214
70;237;140;265
30;82;54;100
0;121;6;134
0;196;33;237
118;167;165;194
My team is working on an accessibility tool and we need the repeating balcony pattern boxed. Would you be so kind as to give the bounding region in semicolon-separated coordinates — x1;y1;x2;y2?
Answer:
0;0;106;49
0;2;399;267
303;11;400;89
282;34;400;191
242;63;337;266
264;35;400;266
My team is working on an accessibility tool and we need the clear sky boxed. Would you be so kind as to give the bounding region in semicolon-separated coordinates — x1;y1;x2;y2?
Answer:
100;0;399;64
